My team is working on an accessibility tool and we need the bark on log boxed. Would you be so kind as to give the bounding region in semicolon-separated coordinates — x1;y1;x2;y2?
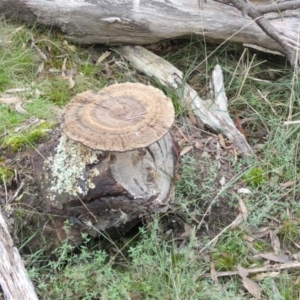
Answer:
0;0;299;62
31;129;178;244
0;209;39;300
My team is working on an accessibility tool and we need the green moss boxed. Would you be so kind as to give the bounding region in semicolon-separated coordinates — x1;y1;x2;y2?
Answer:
2;122;53;152
213;251;238;271
252;240;272;252
0;167;14;184
242;167;268;187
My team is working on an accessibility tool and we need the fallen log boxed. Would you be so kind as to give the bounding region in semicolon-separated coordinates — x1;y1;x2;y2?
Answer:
0;0;299;66
0;209;39;300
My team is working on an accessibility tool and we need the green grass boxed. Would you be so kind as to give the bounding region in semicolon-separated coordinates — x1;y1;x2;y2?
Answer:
2;121;54;152
1;19;300;300
0;25;37;91
29;228;240;300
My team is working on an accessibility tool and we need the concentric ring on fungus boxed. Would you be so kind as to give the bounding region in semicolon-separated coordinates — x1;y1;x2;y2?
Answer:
61;82;175;152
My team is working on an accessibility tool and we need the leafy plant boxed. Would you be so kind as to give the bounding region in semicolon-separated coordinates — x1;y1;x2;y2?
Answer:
242;167;268;187
176;155;199;197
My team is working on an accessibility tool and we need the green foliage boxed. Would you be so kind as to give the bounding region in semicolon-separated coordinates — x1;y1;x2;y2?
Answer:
262;126;298;182
252;240;272;253
176;155;198;197
2;122;53;152
0;20;125;137
212;230;260;271
30;227;240;300
0;167;14;184
42;78;71;106
260;275;300;300
278;220;300;249
167;90;184;117
242;167;268;187
0;24;36;92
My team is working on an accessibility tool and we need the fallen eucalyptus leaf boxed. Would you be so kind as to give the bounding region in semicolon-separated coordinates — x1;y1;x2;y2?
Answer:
257;253;291;263
15;102;28;114
237;265;261;298
63;40;76;52
180;145;193;156
0;96;22;104
237;188;252;194
270;230;281;255
279;180;295;187
238;198;248;221
219;176;226;186
96;51;111;65
5;88;28;93
242;277;261;298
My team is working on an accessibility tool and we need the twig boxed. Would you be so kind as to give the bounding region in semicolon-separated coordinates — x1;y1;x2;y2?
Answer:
203;261;300;278
0;131;9;139
10;181;24;203
2;175;8;204
76;196;98;223
14;118;41;133
283;120;300;125
174;124;190;143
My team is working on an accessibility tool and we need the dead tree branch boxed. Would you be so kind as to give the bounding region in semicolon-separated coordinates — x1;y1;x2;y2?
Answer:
217;0;300;69
257;0;300;14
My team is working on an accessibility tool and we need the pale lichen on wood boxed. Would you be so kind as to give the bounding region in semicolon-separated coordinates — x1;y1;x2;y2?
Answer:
44;134;103;202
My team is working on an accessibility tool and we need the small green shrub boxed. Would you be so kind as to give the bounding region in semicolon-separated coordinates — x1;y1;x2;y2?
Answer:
242;167;268;187
0;167;14;184
176;155;198;197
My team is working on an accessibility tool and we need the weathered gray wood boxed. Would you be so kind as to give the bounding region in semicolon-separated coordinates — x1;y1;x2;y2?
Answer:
0;209;39;300
118;45;253;155
31;129;178;242
0;0;299;60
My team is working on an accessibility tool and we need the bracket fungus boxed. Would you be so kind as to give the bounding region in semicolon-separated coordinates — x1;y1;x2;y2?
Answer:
31;82;178;246
61;82;175;152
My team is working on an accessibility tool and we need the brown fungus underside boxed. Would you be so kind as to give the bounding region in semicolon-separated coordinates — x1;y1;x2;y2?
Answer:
61;82;175;152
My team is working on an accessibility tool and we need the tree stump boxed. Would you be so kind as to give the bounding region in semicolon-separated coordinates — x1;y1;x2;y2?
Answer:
31;83;178;246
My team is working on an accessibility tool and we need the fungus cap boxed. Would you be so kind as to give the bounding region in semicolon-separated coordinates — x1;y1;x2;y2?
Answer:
61;82;175;152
